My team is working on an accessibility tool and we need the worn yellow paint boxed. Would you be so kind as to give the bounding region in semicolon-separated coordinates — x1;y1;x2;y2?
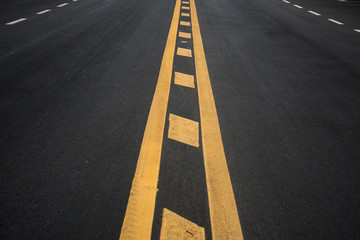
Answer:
174;72;195;88
182;6;190;10
160;208;205;240
179;31;192;39
182;1;190;4
180;20;191;26
168;114;199;147
190;0;244;239
177;47;192;57
119;0;181;239
181;12;190;17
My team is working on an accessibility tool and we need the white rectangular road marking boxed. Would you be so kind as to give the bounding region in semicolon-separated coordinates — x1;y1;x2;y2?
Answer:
354;29;360;33
283;0;290;3
308;10;321;16
293;4;303;8
328;18;344;25
57;3;69;7
6;18;27;25
37;9;51;15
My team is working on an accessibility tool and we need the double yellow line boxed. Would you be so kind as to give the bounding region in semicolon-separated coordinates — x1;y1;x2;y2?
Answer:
120;0;244;238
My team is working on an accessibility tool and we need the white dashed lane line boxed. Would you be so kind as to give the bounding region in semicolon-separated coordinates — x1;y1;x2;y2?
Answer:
308;10;321;16
57;3;69;7
328;18;344;25
6;18;27;25
281;0;360;35
37;9;51;15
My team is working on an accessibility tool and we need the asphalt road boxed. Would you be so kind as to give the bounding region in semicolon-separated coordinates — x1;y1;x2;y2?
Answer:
1;0;360;239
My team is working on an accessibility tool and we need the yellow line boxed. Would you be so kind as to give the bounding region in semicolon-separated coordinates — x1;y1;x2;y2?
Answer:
119;0;181;238
177;47;192;57
179;31;192;39
180;20;191;26
168;114;199;147
160;208;205;240
190;0;244;239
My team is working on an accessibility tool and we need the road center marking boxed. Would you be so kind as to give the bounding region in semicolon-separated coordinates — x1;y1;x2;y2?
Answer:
6;18;27;25
293;4;303;8
182;6;190;10
180;20;191;26
179;31;192;39
181;12;190;17
282;0;290;3
118;0;181;238
354;29;360;33
168;114;199;147
190;0;244;238
160;208;205;240
177;47;192;57
174;72;195;88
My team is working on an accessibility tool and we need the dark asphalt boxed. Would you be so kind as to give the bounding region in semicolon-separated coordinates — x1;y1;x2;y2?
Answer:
1;0;360;239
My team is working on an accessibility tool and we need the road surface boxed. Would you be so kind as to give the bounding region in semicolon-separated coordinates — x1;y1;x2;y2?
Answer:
1;0;360;239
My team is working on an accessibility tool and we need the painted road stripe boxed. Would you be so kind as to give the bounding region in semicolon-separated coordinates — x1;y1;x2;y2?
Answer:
57;3;69;7
328;18;344;25
293;4;303;8
119;0;181;238
168;114;199;147
37;9;51;15
177;47;192;57
190;0;244;238
6;18;27;25
179;31;192;39
181;12;190;17
182;1;190;4
160;208;205;240
182;6;190;10
282;0;290;3
174;72;195;88
308;10;321;16
180;20;191;26
354;29;360;33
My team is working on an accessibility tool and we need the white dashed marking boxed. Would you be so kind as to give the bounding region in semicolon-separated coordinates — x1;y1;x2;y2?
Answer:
37;9;51;15
308;10;321;16
293;4;303;8
354;29;360;33
283;0;290;3
6;18;27;25
57;3;69;7
328;19;344;25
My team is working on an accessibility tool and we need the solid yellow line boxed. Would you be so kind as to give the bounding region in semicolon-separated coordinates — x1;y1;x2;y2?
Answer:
190;0;244;239
119;0;181;238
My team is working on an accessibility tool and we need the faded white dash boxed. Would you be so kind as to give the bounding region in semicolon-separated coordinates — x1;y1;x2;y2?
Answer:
293;4;303;8
57;3;69;7
283;0;290;3
354;29;360;33
308;10;321;16
6;18;27;25
328;18;344;25
37;9;51;15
